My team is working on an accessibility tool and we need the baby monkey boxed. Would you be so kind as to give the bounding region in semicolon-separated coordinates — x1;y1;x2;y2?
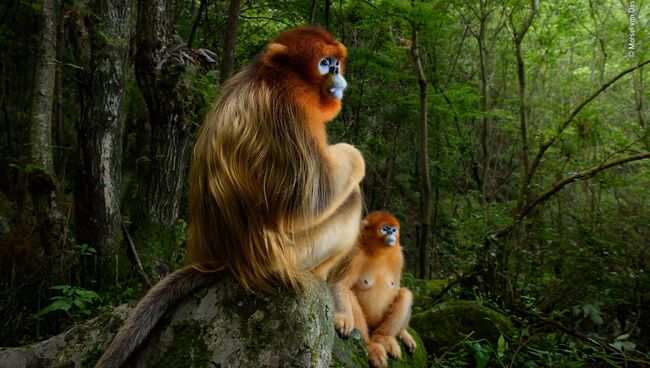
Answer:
329;211;417;368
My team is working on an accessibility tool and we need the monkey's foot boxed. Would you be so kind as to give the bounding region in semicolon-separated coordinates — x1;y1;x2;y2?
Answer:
398;329;417;354
333;313;354;337
367;341;388;368
372;334;402;359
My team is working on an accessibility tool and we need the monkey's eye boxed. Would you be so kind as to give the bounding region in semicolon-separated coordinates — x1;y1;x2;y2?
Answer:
380;226;390;235
318;58;331;75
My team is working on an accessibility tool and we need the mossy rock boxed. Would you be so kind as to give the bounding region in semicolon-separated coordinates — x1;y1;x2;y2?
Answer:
413;279;448;313
410;300;513;356
0;277;335;368
330;327;427;368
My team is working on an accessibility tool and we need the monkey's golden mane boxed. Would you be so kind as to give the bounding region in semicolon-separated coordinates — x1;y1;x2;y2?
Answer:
186;27;350;294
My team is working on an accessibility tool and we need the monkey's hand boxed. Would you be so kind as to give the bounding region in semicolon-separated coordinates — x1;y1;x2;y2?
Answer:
334;312;355;337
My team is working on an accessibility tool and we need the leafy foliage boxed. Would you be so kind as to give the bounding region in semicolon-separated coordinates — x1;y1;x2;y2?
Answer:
35;285;100;318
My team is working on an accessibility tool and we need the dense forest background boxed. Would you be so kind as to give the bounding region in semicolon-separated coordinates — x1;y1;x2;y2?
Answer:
1;0;649;366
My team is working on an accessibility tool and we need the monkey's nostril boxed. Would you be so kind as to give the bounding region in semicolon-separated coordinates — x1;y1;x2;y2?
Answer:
330;66;338;74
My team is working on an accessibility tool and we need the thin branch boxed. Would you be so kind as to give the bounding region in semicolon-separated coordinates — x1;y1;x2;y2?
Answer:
491;151;650;240
520;152;650;220
122;222;152;287
309;0;318;26
431;269;485;304
601;134;648;163
444;25;469;91
513;0;538;44
187;0;207;48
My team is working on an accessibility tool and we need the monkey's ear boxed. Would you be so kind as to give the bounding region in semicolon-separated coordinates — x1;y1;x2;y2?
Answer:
361;218;369;229
261;42;288;64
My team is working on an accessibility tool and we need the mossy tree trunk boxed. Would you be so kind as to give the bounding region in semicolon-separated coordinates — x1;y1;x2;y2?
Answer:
69;0;132;262
134;0;214;228
29;0;56;176
28;0;65;254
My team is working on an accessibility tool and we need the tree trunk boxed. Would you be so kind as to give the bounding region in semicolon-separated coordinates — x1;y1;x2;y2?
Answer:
70;0;132;257
220;0;242;84
135;0;216;228
411;26;432;279
634;68;646;145
325;0;331;30
477;10;489;199
381;125;400;209
511;0;537;208
309;0;318;26
28;0;66;255
30;0;56;175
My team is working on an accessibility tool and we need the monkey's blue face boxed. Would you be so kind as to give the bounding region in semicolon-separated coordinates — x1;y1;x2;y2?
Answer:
318;57;347;100
379;225;399;246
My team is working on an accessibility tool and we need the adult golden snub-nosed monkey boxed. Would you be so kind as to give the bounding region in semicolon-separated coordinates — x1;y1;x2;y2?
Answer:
95;26;365;368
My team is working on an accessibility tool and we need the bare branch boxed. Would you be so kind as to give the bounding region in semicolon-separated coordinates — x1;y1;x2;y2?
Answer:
521;152;650;220
122;222;152;287
493;152;650;240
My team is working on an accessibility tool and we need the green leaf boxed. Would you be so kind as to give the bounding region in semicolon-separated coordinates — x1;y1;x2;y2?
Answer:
473;342;490;368
582;304;603;325
497;334;507;358
609;340;636;352
37;299;73;317
616;333;630;341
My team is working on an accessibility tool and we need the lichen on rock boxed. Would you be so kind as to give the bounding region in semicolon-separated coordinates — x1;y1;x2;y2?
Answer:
0;277;336;368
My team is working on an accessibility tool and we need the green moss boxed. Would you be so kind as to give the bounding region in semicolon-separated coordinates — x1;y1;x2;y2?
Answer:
410;301;513;356
157;321;211;368
81;345;104;367
330;328;427;368
402;276;453;313
331;329;369;367
129;219;187;273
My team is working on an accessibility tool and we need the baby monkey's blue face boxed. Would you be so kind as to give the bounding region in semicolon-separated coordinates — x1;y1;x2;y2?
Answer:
379;224;399;246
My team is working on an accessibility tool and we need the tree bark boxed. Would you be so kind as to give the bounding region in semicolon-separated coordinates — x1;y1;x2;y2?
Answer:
510;0;537;207
30;0;56;175
70;0;132;257
220;0;242;84
135;0;217;227
325;0;331;30
476;4;489;199
309;0;318;26
411;26;432;279
28;0;65;253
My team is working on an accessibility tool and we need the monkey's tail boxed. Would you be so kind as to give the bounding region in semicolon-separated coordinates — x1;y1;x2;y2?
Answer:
95;265;225;368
